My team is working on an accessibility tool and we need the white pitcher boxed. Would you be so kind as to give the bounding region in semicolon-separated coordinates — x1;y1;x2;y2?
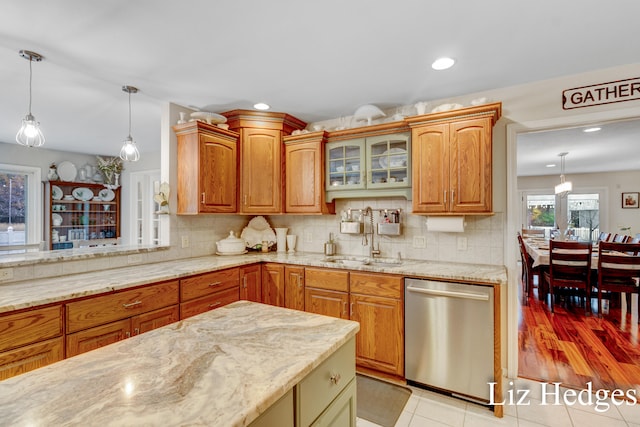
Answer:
274;228;288;253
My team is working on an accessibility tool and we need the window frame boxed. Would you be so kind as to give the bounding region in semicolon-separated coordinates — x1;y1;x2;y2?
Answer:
0;163;42;247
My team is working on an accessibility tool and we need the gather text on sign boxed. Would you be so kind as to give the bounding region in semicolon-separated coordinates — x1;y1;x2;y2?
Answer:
562;77;640;110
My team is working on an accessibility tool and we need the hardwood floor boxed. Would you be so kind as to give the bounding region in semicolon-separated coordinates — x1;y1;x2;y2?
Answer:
518;276;640;392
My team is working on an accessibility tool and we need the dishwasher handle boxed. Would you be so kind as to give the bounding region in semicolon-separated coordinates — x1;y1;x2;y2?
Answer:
406;285;489;301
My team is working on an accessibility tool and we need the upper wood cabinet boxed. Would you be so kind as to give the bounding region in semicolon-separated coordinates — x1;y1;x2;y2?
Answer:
406;103;501;215
173;121;239;214
223;110;306;214
283;132;335;214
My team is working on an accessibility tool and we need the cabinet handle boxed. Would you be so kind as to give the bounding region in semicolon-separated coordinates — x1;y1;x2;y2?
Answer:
443;190;447;205
451;190;454;209
208;281;222;287
330;373;341;385
133;328;140;335
350;302;354;317
243;195;247;205
342;301;347;316
297;275;303;288
122;300;142;309
125;331;131;338
209;301;222;308
243;276;247;289
201;192;205;204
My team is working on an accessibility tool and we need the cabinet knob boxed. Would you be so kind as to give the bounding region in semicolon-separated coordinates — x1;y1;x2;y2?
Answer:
330;372;341;385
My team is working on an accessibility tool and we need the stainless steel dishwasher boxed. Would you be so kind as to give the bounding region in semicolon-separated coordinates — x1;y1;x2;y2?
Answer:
405;278;494;404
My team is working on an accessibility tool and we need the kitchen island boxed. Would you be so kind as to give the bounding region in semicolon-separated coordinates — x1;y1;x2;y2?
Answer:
0;301;359;426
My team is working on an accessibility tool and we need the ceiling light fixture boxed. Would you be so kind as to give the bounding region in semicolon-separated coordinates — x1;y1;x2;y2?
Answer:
119;85;140;162
431;57;455;71
554;152;572;195
253;102;270;110
546;164;556;168
16;50;45;148
583;127;601;133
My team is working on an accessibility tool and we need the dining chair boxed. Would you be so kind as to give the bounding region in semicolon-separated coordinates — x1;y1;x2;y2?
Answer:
521;228;545;238
544;240;593;314
598;232;611;242
596;241;640;316
612;234;630;243
517;233;540;304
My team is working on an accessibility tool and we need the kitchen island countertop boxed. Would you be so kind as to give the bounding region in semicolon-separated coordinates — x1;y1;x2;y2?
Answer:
0;252;506;314
0;301;359;426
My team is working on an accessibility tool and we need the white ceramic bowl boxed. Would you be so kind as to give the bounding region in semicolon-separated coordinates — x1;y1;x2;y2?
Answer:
216;231;246;253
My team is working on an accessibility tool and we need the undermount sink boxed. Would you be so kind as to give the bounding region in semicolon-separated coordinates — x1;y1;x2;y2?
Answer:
324;256;403;267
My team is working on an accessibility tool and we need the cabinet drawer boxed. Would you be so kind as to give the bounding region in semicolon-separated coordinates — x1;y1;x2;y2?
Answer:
180;268;240;301
0;305;63;352
66;280;179;333
0;337;64;380
180;286;240;319
132;305;180;335
350;272;403;298
298;338;355;427
305;268;349;292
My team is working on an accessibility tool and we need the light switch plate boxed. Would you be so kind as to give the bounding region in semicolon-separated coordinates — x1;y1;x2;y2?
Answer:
304;231;313;243
457;237;468;251
181;235;189;248
412;236;426;248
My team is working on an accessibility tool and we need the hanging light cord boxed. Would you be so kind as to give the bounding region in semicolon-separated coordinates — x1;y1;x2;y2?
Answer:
27;57;33;115
127;89;132;139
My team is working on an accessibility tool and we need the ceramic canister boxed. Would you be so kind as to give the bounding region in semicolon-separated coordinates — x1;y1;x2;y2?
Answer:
274;228;288;253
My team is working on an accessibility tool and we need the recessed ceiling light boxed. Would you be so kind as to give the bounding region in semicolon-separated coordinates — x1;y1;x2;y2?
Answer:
253;102;270;110
431;57;455;71
583;127;601;133
546;164;556;168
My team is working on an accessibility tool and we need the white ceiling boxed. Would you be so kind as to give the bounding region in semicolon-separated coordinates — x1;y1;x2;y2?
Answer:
1;0;640;170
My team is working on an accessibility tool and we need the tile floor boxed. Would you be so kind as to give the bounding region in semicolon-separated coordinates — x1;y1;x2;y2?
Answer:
357;377;640;427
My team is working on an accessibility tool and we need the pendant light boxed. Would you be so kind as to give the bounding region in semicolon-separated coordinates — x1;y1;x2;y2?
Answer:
119;85;140;162
16;50;45;147
554;152;572;195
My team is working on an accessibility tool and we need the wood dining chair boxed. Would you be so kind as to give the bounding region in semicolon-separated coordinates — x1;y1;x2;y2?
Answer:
612;234;630;243
518;233;540;304
598;232;611;242
596;241;640;316
544;240;593;314
522;228;545;238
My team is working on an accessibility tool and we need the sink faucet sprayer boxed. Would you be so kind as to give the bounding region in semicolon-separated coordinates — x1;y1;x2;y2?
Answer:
362;207;380;258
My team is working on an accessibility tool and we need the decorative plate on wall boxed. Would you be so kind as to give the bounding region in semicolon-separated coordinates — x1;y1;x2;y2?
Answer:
57;161;77;182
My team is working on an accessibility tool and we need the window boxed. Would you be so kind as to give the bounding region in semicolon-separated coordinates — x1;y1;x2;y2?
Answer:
129;170;162;246
0;164;41;251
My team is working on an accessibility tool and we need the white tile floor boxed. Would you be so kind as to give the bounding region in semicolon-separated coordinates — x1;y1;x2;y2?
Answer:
357;377;640;427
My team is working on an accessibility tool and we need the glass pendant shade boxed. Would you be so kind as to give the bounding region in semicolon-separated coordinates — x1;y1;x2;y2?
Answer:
16;113;45;147
554;152;572;195
119;85;140;161
119;135;140;162
16;50;45;148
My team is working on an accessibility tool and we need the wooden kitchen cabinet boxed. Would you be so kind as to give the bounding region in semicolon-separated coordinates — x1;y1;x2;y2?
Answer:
407;103;501;215
240;263;262;302
173;121;239;214
285;266;305;311
46;181;120;250
349;272;404;377
222;109;306;214
180;268;240;318
304;267;349;319
65;280;179;356
0;305;64;379
283;132;335;214
262;263;285;307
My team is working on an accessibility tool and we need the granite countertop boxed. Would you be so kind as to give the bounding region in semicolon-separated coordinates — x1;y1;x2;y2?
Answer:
0;252;506;314
0;301;360;426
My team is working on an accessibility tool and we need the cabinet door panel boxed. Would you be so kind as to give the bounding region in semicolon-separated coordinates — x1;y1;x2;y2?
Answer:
286;142;321;212
305;288;349;319
0;305;63;352
450;117;492;213
66;319;131;357
241;129;282;213
262;264;285;307
350;294;403;376
131;305;179;335
240;264;262;302
0;337;64;380
284;266;305;311
411;124;449;213
200;134;237;212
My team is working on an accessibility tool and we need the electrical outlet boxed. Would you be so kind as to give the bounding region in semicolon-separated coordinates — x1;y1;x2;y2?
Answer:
457;237;468;251
181;235;190;248
0;268;14;282
128;254;142;264
304;231;313;243
412;236;426;248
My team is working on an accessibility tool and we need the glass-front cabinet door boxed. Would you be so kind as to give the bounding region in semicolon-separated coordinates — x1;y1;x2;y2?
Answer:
326;139;366;190
367;134;410;189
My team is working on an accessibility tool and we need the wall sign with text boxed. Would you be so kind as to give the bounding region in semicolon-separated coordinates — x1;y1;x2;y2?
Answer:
562;77;640;110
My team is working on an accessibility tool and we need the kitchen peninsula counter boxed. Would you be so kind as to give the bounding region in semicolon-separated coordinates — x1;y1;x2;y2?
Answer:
0;252;506;314
0;301;359;426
